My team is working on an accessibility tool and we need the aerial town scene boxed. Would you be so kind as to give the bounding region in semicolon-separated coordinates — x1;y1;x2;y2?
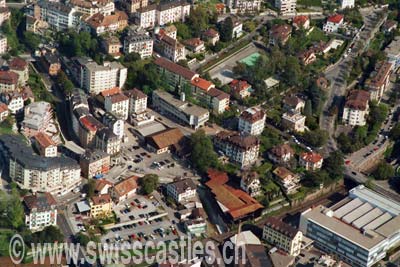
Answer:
0;0;399;266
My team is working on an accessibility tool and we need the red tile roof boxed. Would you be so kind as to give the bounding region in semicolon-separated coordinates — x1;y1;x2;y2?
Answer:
264;217;299;238
34;132;55;148
240;107;265;123
345;90;370;111
270;143;294;157
100;87;121;97
124;88;147;100
191;77;214;91
293;15;309;27
206;169;263;221
9;57;28;71
230;79;251;93
327;14;344;24
91;194;112;205
208;87;230;101
0;71;19;85
0;102;7;113
107;93;129;104
95;179;113;193
183;38;204;48
300;152;323;163
114;176;138;197
154;56;197;81
80;115;103;132
203;28;219;38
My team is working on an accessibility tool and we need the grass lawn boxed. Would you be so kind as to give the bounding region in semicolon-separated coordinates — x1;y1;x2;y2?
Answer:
0;122;14;135
0;229;15;257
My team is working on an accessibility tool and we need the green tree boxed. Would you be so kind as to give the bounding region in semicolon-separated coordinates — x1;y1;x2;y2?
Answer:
83;179;96;198
7;189;24;229
22;32;41;51
175;22;192;40
189;130;218;173
219;17;233;42
323;151;344;181
139;174;159;195
186;6;210;37
373;161;395;180
304;100;313;117
390;123;400;140
302;129;328;148
32;226;64;244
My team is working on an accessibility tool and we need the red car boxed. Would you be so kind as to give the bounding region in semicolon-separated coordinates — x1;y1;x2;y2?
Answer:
139;221;143;225
131;202;135;206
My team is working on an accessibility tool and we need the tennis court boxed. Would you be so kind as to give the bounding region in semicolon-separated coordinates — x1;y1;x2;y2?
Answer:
240;52;261;66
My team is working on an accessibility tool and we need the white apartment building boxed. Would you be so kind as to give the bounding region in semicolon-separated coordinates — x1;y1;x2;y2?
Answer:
214;131;260;168
263;217;303;256
104;93;129;120
238;107;266;135
340;0;354;9
24;193;57;232
1;93;24;114
103;112;124;139
226;0;261;14
95;128;121;155
342;90;370;126
68;0;115;16
166;178;197;203
123;32;153;59
79;149;110;179
273;166;300;194
323;14;344;33
37;1;78;31
0;34;7;54
81;60;127;94
385;37;400;70
240;171;261;197
282;111;306;132
156;33;186;62
156;0;190;26
299;152;323;171
124;88;147;115
33;132;58;158
365;61;393;102
134;5;156;28
0;70;18;93
0;135;81;196
275;0;296;16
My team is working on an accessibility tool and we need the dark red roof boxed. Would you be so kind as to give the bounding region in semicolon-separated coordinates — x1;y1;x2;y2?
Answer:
0;71;19;85
154;57;197;81
327;14;344;24
9;57;28;71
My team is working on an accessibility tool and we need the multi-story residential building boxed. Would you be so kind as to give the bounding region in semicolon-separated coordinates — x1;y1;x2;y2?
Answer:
155;32;186;62
79;59;127;94
79;114;104;147
89;194;112;218
202;28;219;46
95;127;121;155
102;112;124;139
126;0;148;13
299;152;323;171
36;1;78;31
94;178;113;195
0;0;10;27
24;193;57;232
283;95;305;113
300;185;400;267
275;0;296;16
339;0;354;9
190;77;230;114
22;101;53;138
385;37;400;70
214;131;260;168
269;24;292;46
268;143;294;164
156;0;190;26
166;178;197;203
0;135;81;195
238;107;266;135
273;166;300;194
104;93;129;120
323;14;344;33
226;0;261;14
68;0;115;16
298;49;317;65
293;15;310;30
33;132;57;158
282;111;306;132
124;88;147;115
111;175;138;203
0;102;8;121
240;171;261;197
263;217;303;256
134;5;157;28
231;16;243;38
70;89;90;138
0;34;7;54
85;10;128;35
79;149;110;178
184;218;207;237
102;36;122;58
365;61;393;101
9;57;28;86
0;92;24;114
123;31;153;59
152;90;209;129
183;38;205;54
229;79;251;99
342;90;370;126
154;56;198;88
0;70;18;93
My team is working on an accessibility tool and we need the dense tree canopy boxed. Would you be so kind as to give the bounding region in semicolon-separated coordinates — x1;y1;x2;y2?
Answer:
139;174;159;195
373;161;395;180
189;130;218;173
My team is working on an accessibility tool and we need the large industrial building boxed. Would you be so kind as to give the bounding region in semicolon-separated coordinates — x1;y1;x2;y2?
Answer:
300;185;400;267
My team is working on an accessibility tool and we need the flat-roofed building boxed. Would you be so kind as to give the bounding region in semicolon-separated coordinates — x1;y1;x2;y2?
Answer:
300;185;400;267
152;90;209;129
79;149;110;178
